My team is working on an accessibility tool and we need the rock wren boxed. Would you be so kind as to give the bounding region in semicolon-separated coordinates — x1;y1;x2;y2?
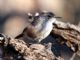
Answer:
3;12;58;44
22;11;57;43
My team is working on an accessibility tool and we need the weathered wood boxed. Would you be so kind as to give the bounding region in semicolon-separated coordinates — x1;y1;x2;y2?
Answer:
0;35;64;60
51;20;80;52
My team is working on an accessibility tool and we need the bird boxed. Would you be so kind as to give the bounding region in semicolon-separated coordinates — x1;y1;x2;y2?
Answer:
20;11;58;43
3;11;59;44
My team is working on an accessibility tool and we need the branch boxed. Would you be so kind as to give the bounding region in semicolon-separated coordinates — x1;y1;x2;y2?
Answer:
0;35;64;60
52;20;80;51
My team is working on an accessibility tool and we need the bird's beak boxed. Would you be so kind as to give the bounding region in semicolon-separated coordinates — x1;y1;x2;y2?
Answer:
54;16;62;18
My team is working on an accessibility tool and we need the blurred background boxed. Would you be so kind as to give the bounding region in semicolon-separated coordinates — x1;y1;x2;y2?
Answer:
0;0;80;23
0;0;80;60
0;0;80;31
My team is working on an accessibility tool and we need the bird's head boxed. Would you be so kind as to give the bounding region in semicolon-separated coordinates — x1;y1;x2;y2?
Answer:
40;11;54;19
39;11;61;23
32;11;61;26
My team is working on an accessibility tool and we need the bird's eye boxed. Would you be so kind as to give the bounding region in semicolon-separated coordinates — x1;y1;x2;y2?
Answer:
28;15;33;19
47;12;54;18
28;13;33;19
41;11;54;19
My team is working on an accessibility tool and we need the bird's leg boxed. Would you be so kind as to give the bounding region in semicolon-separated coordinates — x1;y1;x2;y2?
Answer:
32;39;42;44
70;53;76;60
38;39;42;43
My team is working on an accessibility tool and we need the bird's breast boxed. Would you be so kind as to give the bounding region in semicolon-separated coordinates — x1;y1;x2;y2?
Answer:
24;22;53;42
41;22;53;37
35;22;53;40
